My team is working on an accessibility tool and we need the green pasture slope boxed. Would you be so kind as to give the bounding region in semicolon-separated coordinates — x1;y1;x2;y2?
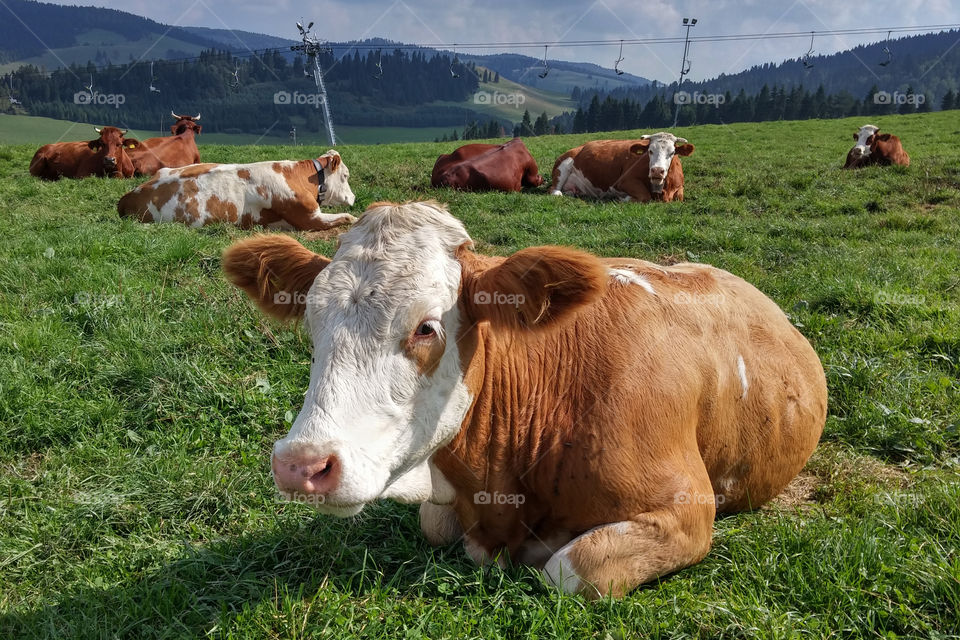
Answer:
1;112;959;638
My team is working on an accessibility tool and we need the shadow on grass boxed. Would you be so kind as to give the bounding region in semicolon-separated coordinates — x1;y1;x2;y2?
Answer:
0;505;512;638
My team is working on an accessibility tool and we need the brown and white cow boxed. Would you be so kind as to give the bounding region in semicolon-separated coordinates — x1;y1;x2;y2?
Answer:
117;151;356;230
843;124;910;168
431;138;543;192
29;126;140;180
551;133;694;202
128;112;203;176
222;200;827;599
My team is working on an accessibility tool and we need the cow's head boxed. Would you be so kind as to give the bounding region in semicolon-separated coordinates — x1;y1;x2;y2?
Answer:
223;201;606;516
631;132;694;195
90;127;138;177
171;112;202;136
850;124;880;159
316;150;356;208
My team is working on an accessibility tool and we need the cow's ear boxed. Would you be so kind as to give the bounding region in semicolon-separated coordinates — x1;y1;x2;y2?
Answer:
223;234;330;321
322;153;341;173
194;124;202;135
630;140;651;155
852;132;859;141
675;143;695;156
458;244;608;330
875;133;891;141
124;138;140;149
170;125;179;135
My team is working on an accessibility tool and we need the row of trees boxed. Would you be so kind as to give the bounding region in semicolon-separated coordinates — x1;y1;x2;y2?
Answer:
558;83;945;134
1;48;481;131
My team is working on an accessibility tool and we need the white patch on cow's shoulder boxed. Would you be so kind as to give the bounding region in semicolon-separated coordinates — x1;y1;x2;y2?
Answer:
609;521;631;535
543;546;582;594
609;268;655;295
736;354;749;400
552;156;575;196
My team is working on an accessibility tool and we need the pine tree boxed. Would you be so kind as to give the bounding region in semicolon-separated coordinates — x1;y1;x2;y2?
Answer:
941;90;955;111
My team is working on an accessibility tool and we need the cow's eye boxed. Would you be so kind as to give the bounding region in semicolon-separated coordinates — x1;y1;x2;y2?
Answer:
415;322;435;337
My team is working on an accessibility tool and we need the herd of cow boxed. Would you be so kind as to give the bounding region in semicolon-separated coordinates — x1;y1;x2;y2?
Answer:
26;116;911;599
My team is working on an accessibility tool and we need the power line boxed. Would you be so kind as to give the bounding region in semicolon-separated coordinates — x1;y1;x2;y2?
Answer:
4;23;959;78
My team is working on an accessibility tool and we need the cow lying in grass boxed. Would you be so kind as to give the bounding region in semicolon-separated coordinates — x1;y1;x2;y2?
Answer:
29;126;140;180
118;151;356;230
551;133;694;202
431;138;543;192
222;200;827;599
844;124;910;168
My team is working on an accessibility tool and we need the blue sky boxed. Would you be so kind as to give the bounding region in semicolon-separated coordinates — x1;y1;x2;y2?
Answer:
40;0;960;82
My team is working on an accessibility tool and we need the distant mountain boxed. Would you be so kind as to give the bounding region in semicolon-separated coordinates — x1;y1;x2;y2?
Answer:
180;27;297;52
0;0;224;67
586;30;960;110
463;53;649;96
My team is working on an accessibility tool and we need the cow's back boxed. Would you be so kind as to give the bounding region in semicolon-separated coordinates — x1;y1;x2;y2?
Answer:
432;144;500;187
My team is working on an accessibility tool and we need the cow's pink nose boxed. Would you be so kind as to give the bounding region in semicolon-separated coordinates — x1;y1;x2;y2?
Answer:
650;167;666;179
272;452;340;497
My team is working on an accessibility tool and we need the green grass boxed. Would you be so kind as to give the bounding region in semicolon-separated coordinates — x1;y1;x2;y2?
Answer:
1;111;959;638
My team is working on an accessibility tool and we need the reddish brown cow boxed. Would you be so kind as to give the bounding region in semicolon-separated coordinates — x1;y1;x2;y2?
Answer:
128;112;203;176
432;138;543;192
29;127;139;180
551;133;694;202
844;124;910;168
222;200;827;599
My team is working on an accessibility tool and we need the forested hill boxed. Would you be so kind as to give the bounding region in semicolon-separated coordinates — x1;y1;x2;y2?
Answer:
0;0;222;62
4;49;481;132
582;30;960;110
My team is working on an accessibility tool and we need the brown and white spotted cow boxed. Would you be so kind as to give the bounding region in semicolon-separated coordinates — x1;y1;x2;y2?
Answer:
117;151;356;230
222;200;827;599
551;133;694;202
843;124;910;168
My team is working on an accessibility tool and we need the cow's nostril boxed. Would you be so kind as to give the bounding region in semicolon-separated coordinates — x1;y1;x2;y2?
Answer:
309;457;335;483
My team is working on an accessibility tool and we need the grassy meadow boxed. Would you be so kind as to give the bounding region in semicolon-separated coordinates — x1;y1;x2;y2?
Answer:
0;112;958;638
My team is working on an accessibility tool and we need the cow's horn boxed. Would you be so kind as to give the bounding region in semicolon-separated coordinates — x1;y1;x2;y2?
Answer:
171;110;179;119
94;127;101;133
193;113;200;120
122;129;128;135
675;137;688;144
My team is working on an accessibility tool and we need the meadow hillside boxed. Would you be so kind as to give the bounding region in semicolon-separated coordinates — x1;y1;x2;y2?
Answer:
0;112;958;638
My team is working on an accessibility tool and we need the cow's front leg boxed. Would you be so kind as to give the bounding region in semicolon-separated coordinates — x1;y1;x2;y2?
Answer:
419;502;463;547
301;209;357;231
542;500;714;599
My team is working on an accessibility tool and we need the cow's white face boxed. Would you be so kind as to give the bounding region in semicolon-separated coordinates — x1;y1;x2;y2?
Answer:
633;132;693;193
851;125;879;158
272;202;471;515
318;150;357;208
